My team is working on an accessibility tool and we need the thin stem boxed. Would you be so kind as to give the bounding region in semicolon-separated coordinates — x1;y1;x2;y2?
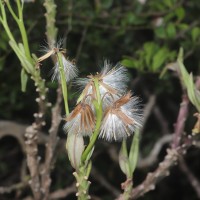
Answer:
81;102;102;162
16;0;32;61
0;2;15;42
6;0;32;61
5;0;18;21
81;78;102;163
57;52;69;115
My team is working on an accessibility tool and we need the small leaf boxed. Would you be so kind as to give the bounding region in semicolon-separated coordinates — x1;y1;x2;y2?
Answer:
21;68;28;92
155;26;166;39
121;58;135;68
175;7;185;21
166;23;176;38
177;48;200;111
152;48;169;71
191;27;200;42
143;42;158;66
119;140;130;177
66;134;85;169
129;129;140;175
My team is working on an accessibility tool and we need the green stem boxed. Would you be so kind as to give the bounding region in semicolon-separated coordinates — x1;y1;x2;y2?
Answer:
81;78;102;163
74;165;91;200
6;0;32;61
0;2;15;42
57;52;69;115
81;102;102;162
123;179;133;200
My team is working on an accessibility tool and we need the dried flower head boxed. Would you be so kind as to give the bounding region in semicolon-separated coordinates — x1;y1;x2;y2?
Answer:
99;92;143;141
76;60;128;107
51;55;78;82
38;41;78;82
64;103;96;136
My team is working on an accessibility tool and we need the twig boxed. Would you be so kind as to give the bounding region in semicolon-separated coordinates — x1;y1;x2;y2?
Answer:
116;84;191;199
91;167;120;197
0;181;29;194
120;136;193;200
179;157;200;198
172;94;189;148
153;105;170;135
138;135;173;168
25;124;41;200
140;95;156;134
41;86;62;200
49;183;76;199
0;120;48;147
75;25;88;62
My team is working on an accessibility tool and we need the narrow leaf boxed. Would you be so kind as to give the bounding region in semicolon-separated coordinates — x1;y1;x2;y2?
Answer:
119;140;130;177
21;68;28;92
129;129;140;175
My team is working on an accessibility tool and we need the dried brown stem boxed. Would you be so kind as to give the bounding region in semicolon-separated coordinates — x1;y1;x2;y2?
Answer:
172;94;189;148
138;135;173;168
179;157;200;198
0;181;29;194
49;183;76;199
116;83;191;199
41;87;62;200
25;124;41;200
127;143;192;200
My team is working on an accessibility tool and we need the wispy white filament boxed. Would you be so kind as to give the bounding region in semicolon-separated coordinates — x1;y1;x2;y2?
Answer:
76;61;129;108
64;113;93;136
99;95;143;141
52;55;78;82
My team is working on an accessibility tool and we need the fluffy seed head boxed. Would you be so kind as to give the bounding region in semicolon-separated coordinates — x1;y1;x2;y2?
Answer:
64;103;96;136
99;92;143;141
76;60;128;108
51;55;78;82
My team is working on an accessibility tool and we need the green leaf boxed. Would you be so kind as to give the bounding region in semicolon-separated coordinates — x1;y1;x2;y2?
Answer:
175;7;185;21
121;58;135;68
164;0;173;8
129;129;140;175
177;23;189;31
101;0;113;9
166;23;176;38
191;27;200;42
177;48;200;111
144;42;158;66
155;26;166;39
152;48;169;71
20;68;28;92
119;140;130;177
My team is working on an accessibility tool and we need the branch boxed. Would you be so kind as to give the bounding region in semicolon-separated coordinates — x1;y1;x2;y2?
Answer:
120;136;193;200
91;167;120;197
172;94;189;148
41;87;62;199
0;180;28;194
49;183;76;199
25;124;42;200
179;157;200;198
138;135;173;168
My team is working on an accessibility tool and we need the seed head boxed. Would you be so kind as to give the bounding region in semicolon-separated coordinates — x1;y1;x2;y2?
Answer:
76;60;128;108
64;103;96;136
51;55;78;82
99;92;143;141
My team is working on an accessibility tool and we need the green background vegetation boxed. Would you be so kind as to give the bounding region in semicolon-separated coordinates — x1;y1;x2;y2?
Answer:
0;0;200;199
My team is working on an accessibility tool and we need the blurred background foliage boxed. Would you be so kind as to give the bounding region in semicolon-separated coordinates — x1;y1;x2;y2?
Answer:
0;0;200;199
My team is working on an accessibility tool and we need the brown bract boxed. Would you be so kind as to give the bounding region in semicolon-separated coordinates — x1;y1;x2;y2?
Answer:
66;103;96;134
